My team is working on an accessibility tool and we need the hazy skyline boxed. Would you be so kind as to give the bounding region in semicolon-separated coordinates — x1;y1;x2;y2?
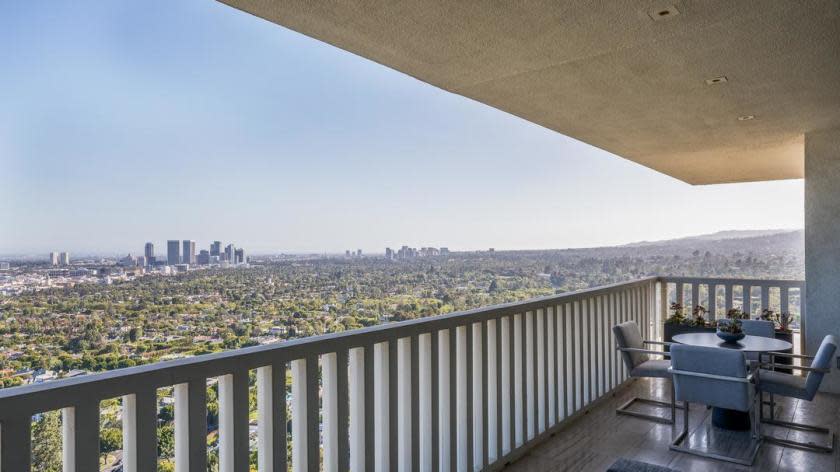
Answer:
1;1;804;255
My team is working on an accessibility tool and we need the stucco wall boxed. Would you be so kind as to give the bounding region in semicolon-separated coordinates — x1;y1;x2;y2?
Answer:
805;127;840;393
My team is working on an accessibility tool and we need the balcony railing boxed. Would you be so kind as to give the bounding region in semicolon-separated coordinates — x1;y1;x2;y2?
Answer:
0;276;804;471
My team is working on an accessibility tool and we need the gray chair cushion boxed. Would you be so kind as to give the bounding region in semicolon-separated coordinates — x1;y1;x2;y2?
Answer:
758;369;808;399
631;359;672;379
670;344;751;412
607;458;678;472
613;321;648;370
741;320;775;338
804;334;838;400
741;320;776;363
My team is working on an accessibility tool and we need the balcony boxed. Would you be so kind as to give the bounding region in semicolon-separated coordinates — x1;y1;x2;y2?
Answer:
0;276;823;471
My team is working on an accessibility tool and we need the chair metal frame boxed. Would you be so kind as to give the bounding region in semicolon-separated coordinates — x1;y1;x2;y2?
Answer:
668;367;762;466
758;351;835;453
615;340;684;424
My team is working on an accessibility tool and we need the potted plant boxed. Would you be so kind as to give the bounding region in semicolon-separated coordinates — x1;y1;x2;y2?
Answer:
663;303;714;347
726;308;749;320
665;303;688;325
692;305;708;326
716;318;745;343
778;312;793;333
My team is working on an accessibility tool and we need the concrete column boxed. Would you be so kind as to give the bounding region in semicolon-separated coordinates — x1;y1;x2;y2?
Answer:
805;127;840;393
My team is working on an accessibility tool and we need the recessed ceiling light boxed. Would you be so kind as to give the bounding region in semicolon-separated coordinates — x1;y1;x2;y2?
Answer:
648;5;680;21
705;76;728;85
738;115;755;121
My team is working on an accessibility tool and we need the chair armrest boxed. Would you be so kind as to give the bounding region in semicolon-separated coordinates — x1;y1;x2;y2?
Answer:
617;347;670;358
643;340;673;346
759;362;830;374
668;367;752;383
764;352;813;360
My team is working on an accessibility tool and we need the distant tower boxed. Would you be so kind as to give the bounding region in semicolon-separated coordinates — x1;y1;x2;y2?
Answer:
210;241;222;257
59;252;70;266
167;240;181;265
50;252;59;266
234;248;245;264
182;240;196;264
144;242;154;259
225;244;235;263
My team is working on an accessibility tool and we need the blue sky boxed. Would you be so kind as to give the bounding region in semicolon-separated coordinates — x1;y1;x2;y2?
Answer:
0;1;803;255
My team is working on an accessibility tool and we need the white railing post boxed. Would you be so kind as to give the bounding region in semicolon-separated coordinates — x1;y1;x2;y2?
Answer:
500;316;512;454
349;348;365;471
418;334;432;471
323;353;338;472
291;359;307;472
488;319;499;462
397;338;412;471
61;407;75;472
373;343;389;471
513;314;523;447
174;383;189;472
471;322;483;467
121;394;137;472
256;366;273;472
218;374;234;472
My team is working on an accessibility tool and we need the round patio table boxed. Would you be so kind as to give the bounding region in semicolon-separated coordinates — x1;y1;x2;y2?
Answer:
671;332;793;431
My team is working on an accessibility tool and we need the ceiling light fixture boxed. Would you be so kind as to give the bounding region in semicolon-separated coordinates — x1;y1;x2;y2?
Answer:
737;115;755;121
649;5;680;21
705;76;728;85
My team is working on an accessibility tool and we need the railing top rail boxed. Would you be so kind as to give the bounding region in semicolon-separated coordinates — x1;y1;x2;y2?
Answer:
658;276;804;287
0;277;659;415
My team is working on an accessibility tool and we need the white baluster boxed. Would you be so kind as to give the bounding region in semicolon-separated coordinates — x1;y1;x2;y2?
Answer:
256;366;273;472
349;347;365;471
62;407;75;472
218;374;234;472
323;353;338;472
174;383;189;472
291;359;307;472
122;394;137;472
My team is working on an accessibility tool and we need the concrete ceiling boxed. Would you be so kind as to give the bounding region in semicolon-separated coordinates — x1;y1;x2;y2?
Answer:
219;0;840;184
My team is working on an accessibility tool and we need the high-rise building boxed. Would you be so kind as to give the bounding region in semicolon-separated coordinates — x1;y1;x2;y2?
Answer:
59;252;70;266
0;262;9;270
234;248;245;264
182;240;196;264
210;241;222;257
167;240;181;265
225;244;235;263
119;254;136;267
385;248;394;260
144;242;154;260
50;252;59;266
197;250;210;265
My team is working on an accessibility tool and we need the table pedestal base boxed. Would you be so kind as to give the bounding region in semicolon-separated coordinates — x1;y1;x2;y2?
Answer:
712;407;751;431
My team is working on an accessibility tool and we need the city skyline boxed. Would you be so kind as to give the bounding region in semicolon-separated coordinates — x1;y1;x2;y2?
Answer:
1;1;805;255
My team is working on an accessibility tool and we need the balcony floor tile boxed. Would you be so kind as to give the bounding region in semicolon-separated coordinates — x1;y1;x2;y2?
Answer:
506;378;840;472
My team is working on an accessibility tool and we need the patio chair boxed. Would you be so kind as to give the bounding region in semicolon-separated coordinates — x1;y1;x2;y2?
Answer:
669;344;761;465
757;334;837;453
613;320;683;424
741;319;776;365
